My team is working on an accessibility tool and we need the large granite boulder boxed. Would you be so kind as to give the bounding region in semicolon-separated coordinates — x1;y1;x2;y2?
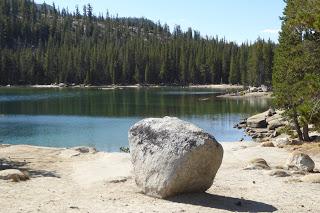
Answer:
128;117;223;198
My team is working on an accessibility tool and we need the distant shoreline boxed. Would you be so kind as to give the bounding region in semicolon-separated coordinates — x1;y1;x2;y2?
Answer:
0;84;244;90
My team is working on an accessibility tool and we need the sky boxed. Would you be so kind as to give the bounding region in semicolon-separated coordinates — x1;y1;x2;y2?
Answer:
35;0;286;44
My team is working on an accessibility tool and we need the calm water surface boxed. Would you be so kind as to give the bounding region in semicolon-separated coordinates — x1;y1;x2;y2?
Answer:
0;87;271;151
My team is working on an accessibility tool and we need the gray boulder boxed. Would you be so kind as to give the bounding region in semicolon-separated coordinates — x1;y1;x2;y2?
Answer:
128;117;223;198
267;113;286;130
286;152;315;172
268;119;285;130
266;113;283;123
247;112;268;128
274;137;291;147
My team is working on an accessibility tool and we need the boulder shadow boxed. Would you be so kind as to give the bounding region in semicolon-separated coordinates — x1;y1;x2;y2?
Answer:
27;169;61;178
167;192;277;212
1;158;60;178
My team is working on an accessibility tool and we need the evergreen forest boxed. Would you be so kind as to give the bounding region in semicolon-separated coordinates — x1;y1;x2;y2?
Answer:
0;0;275;86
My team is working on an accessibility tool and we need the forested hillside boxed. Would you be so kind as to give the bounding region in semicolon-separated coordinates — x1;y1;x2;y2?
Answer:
0;0;275;86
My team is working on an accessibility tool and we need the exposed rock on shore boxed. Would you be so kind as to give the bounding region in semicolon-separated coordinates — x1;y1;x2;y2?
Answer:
128;117;223;198
247;112;268;128
286;152;315;172
235;109;287;143
217;85;272;98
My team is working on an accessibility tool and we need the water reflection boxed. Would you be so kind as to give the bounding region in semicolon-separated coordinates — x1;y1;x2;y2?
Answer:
0;87;270;117
0;87;271;151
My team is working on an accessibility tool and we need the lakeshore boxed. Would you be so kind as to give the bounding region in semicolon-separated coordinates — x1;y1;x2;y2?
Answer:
1;84;244;90
217;91;273;99
0;142;319;213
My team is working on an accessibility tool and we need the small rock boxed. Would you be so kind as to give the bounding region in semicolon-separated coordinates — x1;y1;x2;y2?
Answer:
286;152;315;172
274;137;291;147
0;169;30;182
301;174;320;183
275;165;285;170
261;142;275;147
58;83;67;87
271;130;279;138
249;87;258;92
109;177;129;183
267;107;276;117
290;140;303;146
268;170;290;177
245;158;271;170
290;171;307;176
69;206;80;210
239;119;247;125
71;146;97;154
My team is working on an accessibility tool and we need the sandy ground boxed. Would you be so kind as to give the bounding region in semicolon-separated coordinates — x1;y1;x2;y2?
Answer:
217;92;272;99
0;142;319;213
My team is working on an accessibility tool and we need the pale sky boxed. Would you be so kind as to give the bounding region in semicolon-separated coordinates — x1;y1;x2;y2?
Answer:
35;0;286;43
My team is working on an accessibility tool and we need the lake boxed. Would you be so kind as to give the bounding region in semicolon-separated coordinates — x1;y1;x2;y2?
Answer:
0;87;271;151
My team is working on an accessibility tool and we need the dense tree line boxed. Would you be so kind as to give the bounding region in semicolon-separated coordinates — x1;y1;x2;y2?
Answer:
273;0;320;141
0;0;275;86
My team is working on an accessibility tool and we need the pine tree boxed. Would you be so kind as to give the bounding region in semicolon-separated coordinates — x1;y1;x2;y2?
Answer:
273;0;320;141
144;63;149;84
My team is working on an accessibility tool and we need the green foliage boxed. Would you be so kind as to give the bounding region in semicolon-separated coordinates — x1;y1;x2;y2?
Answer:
277;125;296;139
0;0;275;86
119;147;130;153
273;0;320;141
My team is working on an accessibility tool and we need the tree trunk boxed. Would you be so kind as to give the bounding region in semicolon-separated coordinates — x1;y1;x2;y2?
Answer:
293;110;303;141
303;123;311;142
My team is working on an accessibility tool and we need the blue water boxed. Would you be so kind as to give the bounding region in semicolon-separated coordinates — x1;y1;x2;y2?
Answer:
0;87;270;151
